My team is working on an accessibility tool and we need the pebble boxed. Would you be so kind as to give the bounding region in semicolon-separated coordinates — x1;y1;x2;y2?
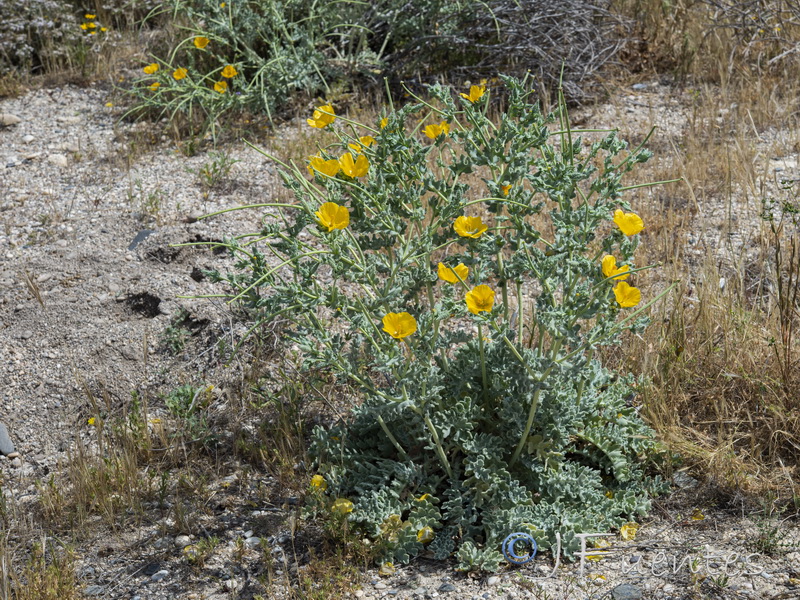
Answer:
244;536;261;548
486;576;500;586
6;452;19;459
0;113;22;126
83;585;105;596
174;535;191;548
632;83;648;90
0;422;16;455
47;153;68;167
151;569;169;582
438;583;456;593
10;458;21;468
355;591;365;598
224;579;237;591
374;582;387;590
611;583;643;600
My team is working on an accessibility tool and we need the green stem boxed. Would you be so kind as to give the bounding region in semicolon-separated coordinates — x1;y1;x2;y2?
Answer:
477;323;488;399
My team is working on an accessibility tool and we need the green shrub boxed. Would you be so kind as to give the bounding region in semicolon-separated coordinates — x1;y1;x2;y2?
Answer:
130;0;628;134
208;76;667;570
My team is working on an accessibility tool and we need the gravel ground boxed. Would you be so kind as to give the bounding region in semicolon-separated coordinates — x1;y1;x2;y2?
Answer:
1;82;799;600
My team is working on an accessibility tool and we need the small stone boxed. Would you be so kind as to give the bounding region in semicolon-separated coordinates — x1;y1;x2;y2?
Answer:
174;535;191;548
22;134;34;143
47;154;68;168
244;536;261;548
413;588;426;597
9;457;20;468
629;554;641;564
632;83;648;91
0;423;15;455
374;582;387;590
611;583;643;600
224;579;237;591
6;452;19;459
36;273;52;283
151;569;169;582
438;583;456;593
355;591;365;598
83;585;105;596
18;331;33;340
0;114;22;126
487;576;500;586
56;239;68;248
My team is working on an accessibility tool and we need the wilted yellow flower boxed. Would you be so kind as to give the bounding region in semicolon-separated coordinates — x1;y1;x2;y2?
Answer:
379;562;396;576
501;184;512;196
417;527;435;543
424;121;450;139
690;508;705;521
380;117;388;129
310;474;327;491
613;281;641;308
315;202;350;231
613;209;644;236
604;490;614;499
148;82;161;91
338;153;369;177
601;255;630;281
382;312;417;340
348;135;377;151
453;215;487;239
460;84;486;103
143;63;159;74
465;285;495;315
437;262;468;284
331;498;354;515
194;36;210;49
173;67;188;80
214;80;228;93
619;522;639;541
308;155;340;177
307;104;335;128
85;13;96;18
221;64;238;78
415;494;430;502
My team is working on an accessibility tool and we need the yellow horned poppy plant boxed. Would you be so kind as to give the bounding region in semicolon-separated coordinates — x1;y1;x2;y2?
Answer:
466;285;495;314
382;312;417;340
613;281;641;308
307;104;335;128
194;36;210;49
308;155;340;177
454;216;487;239
613;209;644;236
460;84;486;103
331;498;354;515
339;153;369;177
148;82;160;91
172;67;188;80
417;527;435;543
437;262;468;284
221;64;238;78
214;80;227;93
348;135;377;151
601;255;630;281
143;63;159;74
316;202;349;231
424;121;450;139
310;474;327;490
501;184;512;196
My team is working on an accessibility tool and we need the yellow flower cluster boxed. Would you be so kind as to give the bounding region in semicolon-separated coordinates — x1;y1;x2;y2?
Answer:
80;14;107;35
307;104;336;128
604;209;645;307
308;152;370;179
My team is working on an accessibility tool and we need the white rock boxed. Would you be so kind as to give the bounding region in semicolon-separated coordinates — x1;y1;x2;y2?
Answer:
174;535;191;548
22;135;34;143
0;114;22;126
244;536;261;548
487;576;500;586
47;154;68;168
150;569;169;582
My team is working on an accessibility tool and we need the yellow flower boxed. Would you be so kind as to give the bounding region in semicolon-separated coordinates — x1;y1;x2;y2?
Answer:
148;82;160;92
80;23;88;30
85;13;96;18
220;2;226;6
382;312;417;340
308;155;340;177
437;262;468;284
89;30;97;35
143;63;159;74
460;84;486;103
87;417;96;426
619;522;639;541
613;281;641;308
104;102;113;107
331;498;354;515
453;215;487;239
307;103;335;128
316;202;350;231
604;490;614;499
194;36;210;49
173;67;188;80
100;27;107;32
338;153;369;178
501;184;512;196
221;64;238;78
348;135;377;151
87;22;97;28
417;527;435;544
310;474;327;491
465;285;495;314
601;255;630;281
424;121;450;139
690;508;705;521
415;494;430;502
613;209;644;236
214;80;228;93
380;117;388;129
